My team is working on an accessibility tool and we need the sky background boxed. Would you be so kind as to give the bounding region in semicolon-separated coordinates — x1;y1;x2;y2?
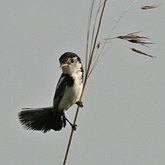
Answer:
0;0;165;165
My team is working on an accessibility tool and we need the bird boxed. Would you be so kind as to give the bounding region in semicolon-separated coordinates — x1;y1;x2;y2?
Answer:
18;52;84;133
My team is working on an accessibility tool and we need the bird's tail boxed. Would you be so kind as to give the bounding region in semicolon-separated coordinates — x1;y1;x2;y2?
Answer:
18;107;65;132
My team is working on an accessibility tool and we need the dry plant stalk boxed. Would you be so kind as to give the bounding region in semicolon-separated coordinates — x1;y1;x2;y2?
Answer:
63;1;157;164
63;0;107;164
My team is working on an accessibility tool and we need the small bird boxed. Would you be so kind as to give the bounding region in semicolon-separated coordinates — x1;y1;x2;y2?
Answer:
18;52;84;132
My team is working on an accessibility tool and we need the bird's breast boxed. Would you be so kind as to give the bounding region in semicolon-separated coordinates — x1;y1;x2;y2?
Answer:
58;74;83;111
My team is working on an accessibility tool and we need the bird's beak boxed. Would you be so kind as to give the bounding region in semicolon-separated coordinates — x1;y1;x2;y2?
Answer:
60;63;69;68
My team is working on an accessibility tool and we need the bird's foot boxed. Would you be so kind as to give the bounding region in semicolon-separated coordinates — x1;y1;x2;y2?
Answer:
76;101;83;108
71;124;77;131
63;115;77;131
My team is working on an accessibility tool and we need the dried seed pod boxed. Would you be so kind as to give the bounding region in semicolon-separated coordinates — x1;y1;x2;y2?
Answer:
130;48;155;58
141;4;160;10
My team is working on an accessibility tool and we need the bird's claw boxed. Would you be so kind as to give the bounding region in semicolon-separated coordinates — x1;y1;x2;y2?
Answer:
63;115;77;131
76;101;83;108
72;124;77;131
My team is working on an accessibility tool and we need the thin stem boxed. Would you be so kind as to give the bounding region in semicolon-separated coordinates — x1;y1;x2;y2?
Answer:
87;0;107;77
89;0;103;62
86;0;96;72
108;0;139;38
63;0;107;164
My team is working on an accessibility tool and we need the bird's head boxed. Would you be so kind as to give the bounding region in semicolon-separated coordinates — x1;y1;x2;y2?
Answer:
59;52;83;75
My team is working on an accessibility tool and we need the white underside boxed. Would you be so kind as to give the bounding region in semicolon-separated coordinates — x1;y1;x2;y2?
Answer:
58;73;83;111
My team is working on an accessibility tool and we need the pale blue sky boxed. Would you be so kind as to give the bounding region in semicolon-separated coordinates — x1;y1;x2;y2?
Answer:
0;0;164;165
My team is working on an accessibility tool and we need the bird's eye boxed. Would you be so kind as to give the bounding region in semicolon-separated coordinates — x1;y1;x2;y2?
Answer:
70;59;74;63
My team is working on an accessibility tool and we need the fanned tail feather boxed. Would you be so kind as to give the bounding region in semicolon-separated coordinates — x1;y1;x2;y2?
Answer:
18;107;65;132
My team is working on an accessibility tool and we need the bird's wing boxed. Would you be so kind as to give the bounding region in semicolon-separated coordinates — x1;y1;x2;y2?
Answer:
53;73;66;108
